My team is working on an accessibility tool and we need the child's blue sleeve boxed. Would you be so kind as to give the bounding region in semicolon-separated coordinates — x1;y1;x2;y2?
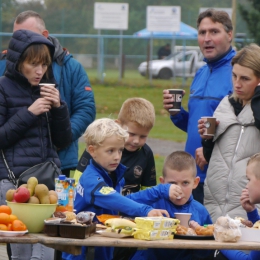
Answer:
93;186;154;217
247;209;260;223
126;184;171;205
221;249;260;260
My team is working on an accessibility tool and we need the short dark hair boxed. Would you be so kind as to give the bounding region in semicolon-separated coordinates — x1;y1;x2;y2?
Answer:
197;9;233;33
15;10;46;31
163;151;197;177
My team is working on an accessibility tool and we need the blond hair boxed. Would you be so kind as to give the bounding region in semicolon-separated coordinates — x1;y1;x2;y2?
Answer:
163;151;197;178
83;118;128;147
247;153;260;179
231;44;260;103
118;98;155;129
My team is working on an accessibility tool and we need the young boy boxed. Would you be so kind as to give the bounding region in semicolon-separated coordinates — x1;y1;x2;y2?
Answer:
219;153;260;260
134;151;213;260
63;118;180;260
74;97;156;195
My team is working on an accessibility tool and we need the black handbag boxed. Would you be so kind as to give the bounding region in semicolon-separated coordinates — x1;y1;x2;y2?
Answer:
1;113;61;190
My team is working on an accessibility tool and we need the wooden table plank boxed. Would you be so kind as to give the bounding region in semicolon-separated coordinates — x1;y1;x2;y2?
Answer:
36;233;260;251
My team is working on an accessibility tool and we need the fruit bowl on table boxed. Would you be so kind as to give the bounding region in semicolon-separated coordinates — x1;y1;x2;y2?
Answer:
6;201;57;233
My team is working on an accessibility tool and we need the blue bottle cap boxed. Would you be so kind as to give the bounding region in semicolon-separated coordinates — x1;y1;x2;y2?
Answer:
59;175;66;180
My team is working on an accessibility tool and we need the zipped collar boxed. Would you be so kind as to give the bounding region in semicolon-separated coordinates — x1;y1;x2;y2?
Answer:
91;159;126;185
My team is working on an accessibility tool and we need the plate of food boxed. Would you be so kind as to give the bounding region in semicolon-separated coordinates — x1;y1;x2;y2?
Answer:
0;230;28;237
175;224;214;240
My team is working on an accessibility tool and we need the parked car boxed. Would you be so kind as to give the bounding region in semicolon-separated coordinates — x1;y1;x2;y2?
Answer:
138;50;205;80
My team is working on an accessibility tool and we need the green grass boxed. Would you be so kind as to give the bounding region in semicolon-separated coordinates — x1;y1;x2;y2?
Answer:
73;69;190;182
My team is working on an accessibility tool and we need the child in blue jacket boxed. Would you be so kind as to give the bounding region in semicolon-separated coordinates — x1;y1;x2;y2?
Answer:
132;151;213;260
63;118;181;260
219;153;260;260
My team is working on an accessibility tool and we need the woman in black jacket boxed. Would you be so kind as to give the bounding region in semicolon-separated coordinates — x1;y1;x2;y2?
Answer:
0;29;71;259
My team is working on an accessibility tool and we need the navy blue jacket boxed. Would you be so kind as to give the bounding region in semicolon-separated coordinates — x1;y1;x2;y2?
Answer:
0;35;96;171
0;30;71;180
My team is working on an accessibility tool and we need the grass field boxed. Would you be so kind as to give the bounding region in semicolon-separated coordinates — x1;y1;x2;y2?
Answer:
73;69;190;182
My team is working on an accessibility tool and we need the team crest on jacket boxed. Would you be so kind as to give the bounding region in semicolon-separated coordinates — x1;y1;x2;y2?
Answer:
99;186;116;195
133;165;143;178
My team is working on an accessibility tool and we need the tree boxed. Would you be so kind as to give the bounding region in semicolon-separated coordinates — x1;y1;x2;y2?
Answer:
238;0;260;44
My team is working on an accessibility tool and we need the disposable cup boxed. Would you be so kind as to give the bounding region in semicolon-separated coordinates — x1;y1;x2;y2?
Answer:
168;89;183;112
201;117;216;136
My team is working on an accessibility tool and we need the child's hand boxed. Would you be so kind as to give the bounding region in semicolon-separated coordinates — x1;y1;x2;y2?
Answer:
189;220;200;229
240;188;255;212
169;184;183;202
147;209;170;218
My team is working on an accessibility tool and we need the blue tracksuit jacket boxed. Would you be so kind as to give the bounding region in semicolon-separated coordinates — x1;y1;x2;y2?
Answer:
171;48;235;183
63;159;171;260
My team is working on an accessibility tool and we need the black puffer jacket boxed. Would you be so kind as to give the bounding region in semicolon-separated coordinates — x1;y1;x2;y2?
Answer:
0;30;71;180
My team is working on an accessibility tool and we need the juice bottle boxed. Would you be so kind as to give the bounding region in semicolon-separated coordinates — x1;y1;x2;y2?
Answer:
66;178;75;212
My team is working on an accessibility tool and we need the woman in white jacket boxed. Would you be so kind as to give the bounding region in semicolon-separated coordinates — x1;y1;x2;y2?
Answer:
198;44;260;223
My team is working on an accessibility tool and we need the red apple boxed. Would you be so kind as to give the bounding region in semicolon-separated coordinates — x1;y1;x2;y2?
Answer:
13;187;30;203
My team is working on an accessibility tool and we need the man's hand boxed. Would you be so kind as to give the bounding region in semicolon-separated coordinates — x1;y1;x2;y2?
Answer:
195;147;208;171
169;184;183;203
147;209;170;218
163;89;185;116
240;188;255;212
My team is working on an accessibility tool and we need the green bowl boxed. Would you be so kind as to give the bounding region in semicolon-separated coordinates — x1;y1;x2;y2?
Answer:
7;201;57;233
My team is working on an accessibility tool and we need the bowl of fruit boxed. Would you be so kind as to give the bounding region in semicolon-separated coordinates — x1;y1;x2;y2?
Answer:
6;177;58;233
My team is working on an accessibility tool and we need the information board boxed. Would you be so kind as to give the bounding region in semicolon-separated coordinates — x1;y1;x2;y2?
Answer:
94;2;129;30
146;6;181;32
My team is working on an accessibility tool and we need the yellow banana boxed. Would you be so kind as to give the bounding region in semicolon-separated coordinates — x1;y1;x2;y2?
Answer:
105;218;136;229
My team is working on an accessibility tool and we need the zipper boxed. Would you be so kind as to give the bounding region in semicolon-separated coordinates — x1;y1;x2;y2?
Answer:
222;125;244;216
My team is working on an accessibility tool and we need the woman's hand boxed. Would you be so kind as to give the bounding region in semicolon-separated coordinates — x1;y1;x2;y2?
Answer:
240;188;255;213
28;98;52;115
163;89;185;116
40;84;61;108
198;118;218;140
147;209;170;218
169;184;183;202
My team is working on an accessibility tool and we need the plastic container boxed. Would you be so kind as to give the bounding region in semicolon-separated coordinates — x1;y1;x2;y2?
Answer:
55;175;75;212
44;223;96;239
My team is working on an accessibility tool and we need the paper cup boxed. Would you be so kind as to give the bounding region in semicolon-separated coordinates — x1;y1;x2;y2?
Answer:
174;213;192;228
168;89;183;112
201;117;216;136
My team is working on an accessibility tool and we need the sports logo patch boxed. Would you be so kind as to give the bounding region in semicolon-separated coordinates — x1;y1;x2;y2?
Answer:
85;86;92;91
99;186;116;195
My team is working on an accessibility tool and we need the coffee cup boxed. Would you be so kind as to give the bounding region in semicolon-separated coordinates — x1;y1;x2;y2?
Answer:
174;213;192;228
168;89;183;112
201;117;216;136
39;83;55;98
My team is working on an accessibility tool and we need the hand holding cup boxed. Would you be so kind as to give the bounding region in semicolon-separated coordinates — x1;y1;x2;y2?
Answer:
163;89;185;116
39;83;60;108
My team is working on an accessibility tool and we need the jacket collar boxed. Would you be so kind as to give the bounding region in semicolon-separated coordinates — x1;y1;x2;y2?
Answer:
90;159;126;185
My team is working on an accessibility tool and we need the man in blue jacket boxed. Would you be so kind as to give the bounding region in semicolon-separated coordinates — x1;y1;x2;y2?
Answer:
0;10;96;178
163;9;235;205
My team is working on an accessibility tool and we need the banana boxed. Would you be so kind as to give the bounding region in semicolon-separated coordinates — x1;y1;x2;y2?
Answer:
105;218;136;229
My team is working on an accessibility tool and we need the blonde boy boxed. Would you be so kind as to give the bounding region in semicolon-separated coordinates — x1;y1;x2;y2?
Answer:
64;118;176;260
75;98;157;194
140;151;213;260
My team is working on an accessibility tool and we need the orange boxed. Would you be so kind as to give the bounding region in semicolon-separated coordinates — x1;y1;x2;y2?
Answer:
7;223;12;231
9;214;18;223
0;213;10;224
0;205;12;215
0;224;8;231
12;220;27;231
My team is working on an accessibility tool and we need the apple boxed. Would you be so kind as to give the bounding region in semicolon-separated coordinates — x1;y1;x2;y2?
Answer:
13;187;30;203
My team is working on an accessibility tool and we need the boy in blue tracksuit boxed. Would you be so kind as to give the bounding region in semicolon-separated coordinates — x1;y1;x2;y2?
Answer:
219;153;260;260
63;118;179;260
132;151;213;260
